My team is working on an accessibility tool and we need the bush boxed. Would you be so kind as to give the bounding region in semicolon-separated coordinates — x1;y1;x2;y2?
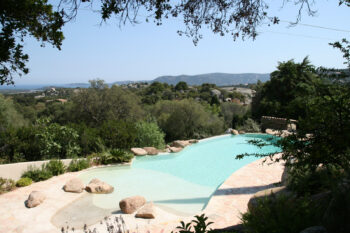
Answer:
35;118;81;159
45;159;66;176
322;183;350;233
135;121;165;149
287;165;345;196
0;177;15;194
220;102;248;128
98;150;134;165
238;118;260;132
172;214;214;233
110;149;134;163
70;123;105;155
99;120;138;149
152;100;224;141
21;165;53;182
16;177;33;187
241;195;322;233
67;159;90;172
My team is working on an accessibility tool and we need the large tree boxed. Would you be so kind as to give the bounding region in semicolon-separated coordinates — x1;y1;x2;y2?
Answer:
0;0;64;85
252;57;320;120
2;0;349;85
71;81;144;125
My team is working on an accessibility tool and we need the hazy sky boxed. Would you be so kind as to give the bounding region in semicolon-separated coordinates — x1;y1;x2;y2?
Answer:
14;1;350;85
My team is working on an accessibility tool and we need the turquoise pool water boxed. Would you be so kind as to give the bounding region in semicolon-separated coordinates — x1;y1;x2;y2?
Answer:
79;134;280;215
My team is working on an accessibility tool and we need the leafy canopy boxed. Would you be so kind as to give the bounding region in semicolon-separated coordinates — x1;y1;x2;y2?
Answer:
0;0;64;85
2;0;348;84
252;57;320;120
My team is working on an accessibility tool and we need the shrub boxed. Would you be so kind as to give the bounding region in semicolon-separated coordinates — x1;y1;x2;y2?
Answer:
135;121;165;149
67;159;90;172
241;195;321;233
70;123;105;155
152;100;224;141
35;118;81;159
287;165;345;196
21;165;53;182
221;103;247;128
0;177;15;194
172;214;214;233
87;153;101;166
110;149;134;163
16;177;33;187
99;120;138;149
322;183;350;233
45;159;66;176
238;118;260;132
98;150;134;165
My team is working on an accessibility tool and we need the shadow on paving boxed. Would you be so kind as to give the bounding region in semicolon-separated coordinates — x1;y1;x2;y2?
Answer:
155;197;209;204
213;183;278;196
51;193;115;230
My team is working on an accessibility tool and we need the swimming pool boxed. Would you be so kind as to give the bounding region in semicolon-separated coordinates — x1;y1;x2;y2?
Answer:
78;134;280;215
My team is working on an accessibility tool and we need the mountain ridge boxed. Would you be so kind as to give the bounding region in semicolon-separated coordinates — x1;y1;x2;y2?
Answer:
0;73;270;90
153;72;270;86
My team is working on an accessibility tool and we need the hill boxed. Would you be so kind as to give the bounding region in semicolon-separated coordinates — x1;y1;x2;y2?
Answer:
153;73;270;86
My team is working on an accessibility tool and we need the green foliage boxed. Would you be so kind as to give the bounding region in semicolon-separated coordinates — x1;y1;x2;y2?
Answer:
16;177;33;187
71;85;144;125
287;165;345;196
70;123;105;155
242;195;321;233
0;125;43;163
210;96;220;106
89;79;108;89
227;91;246;102
67;159;90;172
322;183;350;233
20;159;65;182
21;165;53;182
274;79;350;195
330;38;350;66
173;214;214;233
35;118;81;159
45;159;66;176
0;0;64;84
175;81;189;91
0;94;27;128
39;101;74;125
151;99;224;141
220;102;248;128
0;177;15;194
240;60;350;233
98;149;134;165
243;61;350;187
99;120;138;149
252;57;320;120
135;121;165;149
237;118;260;132
231;114;246;129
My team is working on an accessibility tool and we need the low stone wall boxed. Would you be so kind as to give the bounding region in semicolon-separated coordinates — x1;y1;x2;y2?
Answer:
261;116;297;131
0;159;74;181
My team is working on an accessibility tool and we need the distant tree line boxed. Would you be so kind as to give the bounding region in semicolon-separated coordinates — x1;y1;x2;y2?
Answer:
0;80;255;164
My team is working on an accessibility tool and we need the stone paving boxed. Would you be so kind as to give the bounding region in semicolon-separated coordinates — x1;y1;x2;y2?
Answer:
0;154;284;233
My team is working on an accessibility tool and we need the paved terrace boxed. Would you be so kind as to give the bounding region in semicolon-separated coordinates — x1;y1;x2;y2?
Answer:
0;154;284;233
